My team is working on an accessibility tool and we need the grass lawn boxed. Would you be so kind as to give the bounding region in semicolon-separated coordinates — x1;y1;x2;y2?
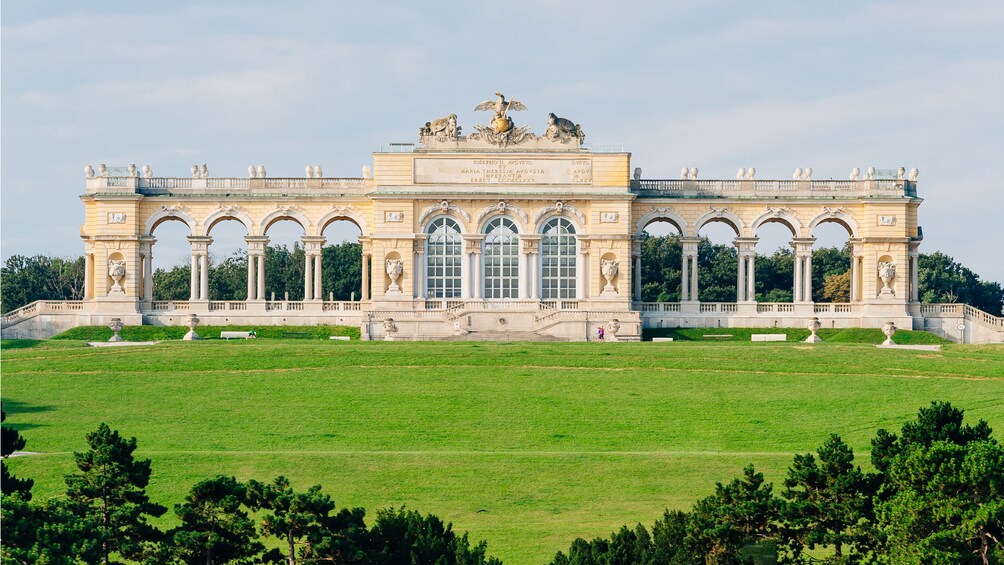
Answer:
2;338;1002;564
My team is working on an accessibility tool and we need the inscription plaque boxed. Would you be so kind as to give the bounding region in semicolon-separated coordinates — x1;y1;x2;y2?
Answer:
414;158;592;185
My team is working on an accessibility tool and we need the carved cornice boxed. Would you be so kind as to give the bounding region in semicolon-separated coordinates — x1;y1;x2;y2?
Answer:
476;201;528;225
533;201;586;226
418;200;472;225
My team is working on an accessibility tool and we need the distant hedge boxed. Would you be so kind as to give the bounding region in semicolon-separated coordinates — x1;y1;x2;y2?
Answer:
51;324;360;341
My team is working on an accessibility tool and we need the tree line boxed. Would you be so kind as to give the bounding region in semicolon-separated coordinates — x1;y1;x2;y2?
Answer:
2;240;1001;315
547;401;1004;564
3;402;1002;564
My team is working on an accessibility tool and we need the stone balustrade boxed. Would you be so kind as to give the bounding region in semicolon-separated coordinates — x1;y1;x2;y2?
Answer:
632;179;916;199
85;176;368;196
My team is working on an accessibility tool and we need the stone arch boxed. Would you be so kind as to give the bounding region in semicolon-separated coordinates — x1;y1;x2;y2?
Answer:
476;202;529;233
533;202;585;233
751;207;803;238
317;207;368;237
635;208;687;238
418;201;472;233
694;208;746;237
203;206;255;237
145;207;197;236
260;206;312;236
808;208;859;239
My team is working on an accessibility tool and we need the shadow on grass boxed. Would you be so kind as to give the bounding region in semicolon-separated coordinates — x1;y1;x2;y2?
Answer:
1;399;54;430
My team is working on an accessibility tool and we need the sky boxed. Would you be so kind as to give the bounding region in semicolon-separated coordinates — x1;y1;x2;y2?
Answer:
2;1;1002;282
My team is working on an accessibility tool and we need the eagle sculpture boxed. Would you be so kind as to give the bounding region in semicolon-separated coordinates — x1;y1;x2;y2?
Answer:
474;92;527;133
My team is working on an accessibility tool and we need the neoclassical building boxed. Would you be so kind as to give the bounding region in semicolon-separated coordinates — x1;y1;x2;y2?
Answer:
3;94;1001;342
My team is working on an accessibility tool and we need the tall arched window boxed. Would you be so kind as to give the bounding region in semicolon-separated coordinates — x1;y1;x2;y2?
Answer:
482;217;519;299
425;217;462;298
541;217;577;299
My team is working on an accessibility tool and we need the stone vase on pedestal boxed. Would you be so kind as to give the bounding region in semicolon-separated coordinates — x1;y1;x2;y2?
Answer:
805;317;822;343
600;259;619;296
383;318;398;341
605;319;621;342
878;262;896;298
108;318;124;342
386;259;404;294
881;321;897;346
183;313;201;341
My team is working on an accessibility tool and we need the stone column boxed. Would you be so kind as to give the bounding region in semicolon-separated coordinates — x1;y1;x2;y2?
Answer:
850;240;863;303
793;256;803;302
303;252;313;300
909;243;921;302
747;255;756;302
518;247;528;300
199;253;209;300
791;238;815;303
680;237;701;302
257;255;265;300
736;249;745;302
803;252;813;303
634;252;642;303
189;254;198;300
365;253;373;303
300;236;325;302
414;241;426;300
680;251;689;301
246;256;255;300
521;236;540;301
474;252;483;299
691;255;699;301
314;254;322;300
84;252;94;300
187;236;212;301
577;238;590;300
245;236;268;301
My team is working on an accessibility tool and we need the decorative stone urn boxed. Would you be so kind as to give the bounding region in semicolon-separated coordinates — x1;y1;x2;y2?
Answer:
605;319;621;342
882;321;897;346
806;317;822;343
183;313;201;341
600;259;619;295
877;261;896;297
383;318;398;341
386;259;404;293
107;260;126;295
108;318;124;342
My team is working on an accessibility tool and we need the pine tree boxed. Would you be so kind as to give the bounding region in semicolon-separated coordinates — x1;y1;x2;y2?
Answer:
64;423;166;564
1;408;33;500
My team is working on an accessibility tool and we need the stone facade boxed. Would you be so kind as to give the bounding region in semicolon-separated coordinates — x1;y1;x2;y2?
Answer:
5;100;999;342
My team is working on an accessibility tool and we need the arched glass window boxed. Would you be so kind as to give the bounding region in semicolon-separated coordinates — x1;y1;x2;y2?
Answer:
541;217;577;299
482;217;519;299
425;217;462;298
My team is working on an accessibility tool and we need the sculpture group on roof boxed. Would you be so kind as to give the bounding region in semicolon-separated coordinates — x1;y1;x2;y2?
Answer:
418;91;585;148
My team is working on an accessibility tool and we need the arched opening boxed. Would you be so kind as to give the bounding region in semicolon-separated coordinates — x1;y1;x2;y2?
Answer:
696;220;740;302
482;217;519;299
263;218;307;302
150;218;194;301
320;219;363;301
540;217;577;299
753;221;796;303
639;220;682;302
425;217;463;299
206;219;250;301
811;222;853;303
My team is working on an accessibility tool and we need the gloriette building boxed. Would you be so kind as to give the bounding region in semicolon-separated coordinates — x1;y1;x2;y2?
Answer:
4;93;1001;342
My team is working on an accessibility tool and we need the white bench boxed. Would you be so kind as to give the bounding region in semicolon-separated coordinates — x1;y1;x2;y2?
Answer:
328;336;351;341
652;337;674;342
220;331;252;340
751;334;787;342
703;334;732;340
